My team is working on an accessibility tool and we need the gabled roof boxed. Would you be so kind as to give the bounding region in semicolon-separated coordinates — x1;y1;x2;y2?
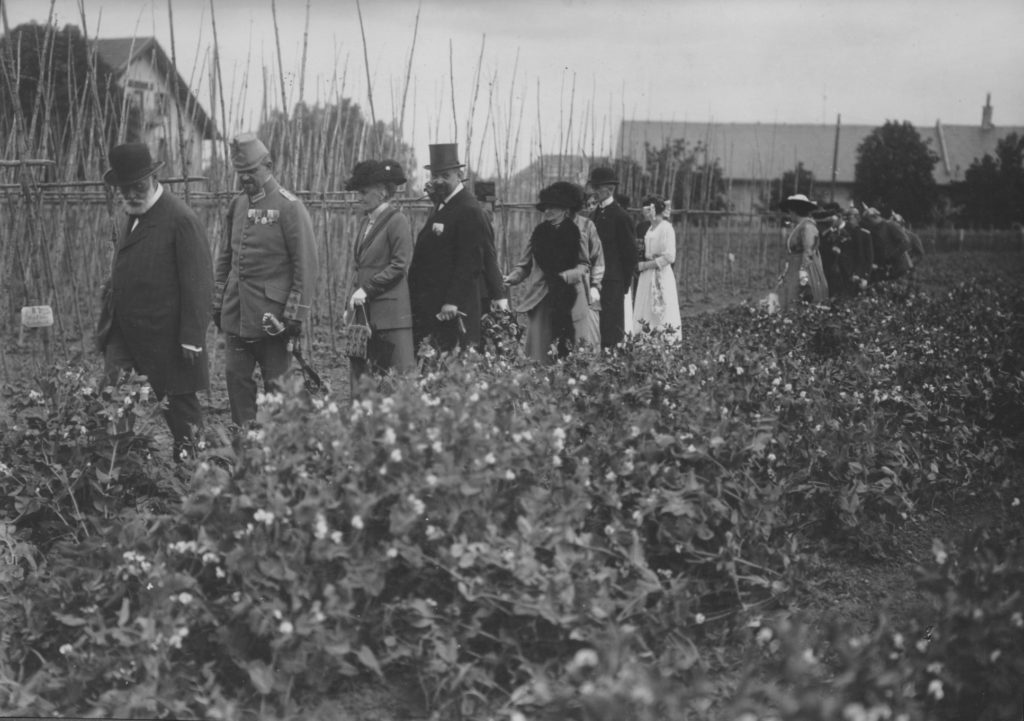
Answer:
619;119;1024;186
92;36;217;141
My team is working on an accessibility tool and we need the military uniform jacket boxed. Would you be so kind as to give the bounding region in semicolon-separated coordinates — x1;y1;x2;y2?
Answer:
351;204;413;330
408;187;485;345
590;201;637;287
100;189;213;394
213;177;318;338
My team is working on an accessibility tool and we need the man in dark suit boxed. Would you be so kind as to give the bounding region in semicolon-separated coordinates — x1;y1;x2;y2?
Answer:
97;143;213;461
408;144;486;353
473;181;509;314
587;167;636;347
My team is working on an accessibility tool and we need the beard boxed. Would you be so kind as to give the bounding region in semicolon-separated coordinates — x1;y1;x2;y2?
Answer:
426;177;453;204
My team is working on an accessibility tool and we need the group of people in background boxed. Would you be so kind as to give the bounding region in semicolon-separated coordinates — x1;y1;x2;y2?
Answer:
775;192;924;312
102;133;864;460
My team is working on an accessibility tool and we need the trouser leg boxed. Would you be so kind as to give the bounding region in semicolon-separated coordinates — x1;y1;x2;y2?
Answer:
225;334;259;426
162;392;202;461
600;280;626;348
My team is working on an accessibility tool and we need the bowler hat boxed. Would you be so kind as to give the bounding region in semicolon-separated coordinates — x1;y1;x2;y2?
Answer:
778;194;818;214
536;181;584;213
587;166;619;187
103;143;164;186
231;133;271;172
345;159;408;190
423;143;465;172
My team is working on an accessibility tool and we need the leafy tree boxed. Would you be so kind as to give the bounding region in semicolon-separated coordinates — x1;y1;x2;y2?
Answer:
952;133;1024;228
256;100;416;192
0;22;123;172
854;120;938;224
766;162;819;211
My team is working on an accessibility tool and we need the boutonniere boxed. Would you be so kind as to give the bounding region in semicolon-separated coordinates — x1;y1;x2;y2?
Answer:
432;222;444;235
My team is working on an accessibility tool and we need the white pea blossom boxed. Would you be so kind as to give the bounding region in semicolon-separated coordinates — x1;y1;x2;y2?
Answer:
278;620;294;635
351;515;364;530
59;643;74;656
253;509;275;526
314;513;328;540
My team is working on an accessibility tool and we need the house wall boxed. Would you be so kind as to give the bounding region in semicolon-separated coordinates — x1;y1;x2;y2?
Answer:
120;57;204;175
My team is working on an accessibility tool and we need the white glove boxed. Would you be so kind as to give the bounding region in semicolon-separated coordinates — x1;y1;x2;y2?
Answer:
350;287;367;307
491;298;510;312
589;286;601;304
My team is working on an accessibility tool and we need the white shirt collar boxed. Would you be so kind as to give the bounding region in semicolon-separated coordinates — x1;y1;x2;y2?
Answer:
599;195;614;209
441;182;464;207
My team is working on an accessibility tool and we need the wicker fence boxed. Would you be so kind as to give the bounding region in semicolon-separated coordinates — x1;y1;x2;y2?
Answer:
2;184;1022;369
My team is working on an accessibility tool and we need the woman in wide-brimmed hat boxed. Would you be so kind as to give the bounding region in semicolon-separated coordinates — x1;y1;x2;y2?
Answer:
777;194;829;310
344;159;415;384
503;182;591;363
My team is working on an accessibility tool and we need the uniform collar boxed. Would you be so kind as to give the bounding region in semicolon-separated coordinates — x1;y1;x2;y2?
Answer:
248;176;280;203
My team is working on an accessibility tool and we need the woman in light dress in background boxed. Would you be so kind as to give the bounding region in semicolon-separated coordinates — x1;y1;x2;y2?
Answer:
777;193;829;311
631;194;681;341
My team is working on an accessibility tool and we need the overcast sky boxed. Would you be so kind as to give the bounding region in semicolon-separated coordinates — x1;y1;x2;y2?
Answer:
5;0;1023;178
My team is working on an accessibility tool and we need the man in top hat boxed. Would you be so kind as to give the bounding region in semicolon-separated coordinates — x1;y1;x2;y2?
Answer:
408;143;489;353
97;142;213;461
586;166;636;348
473;180;510;315
212;132;318;426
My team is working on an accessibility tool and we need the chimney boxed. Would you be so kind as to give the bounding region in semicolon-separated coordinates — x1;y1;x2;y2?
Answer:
982;93;994;130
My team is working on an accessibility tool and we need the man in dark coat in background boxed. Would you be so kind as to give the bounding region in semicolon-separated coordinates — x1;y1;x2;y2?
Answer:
408;144;487;353
97;142;213;461
587;167;636;347
861;207;912;280
474;180;510;314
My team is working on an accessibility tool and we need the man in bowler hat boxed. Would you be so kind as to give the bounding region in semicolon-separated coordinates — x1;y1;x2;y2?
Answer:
408;143;489;353
587;166;636;347
97;142;213;461
212;133;318;426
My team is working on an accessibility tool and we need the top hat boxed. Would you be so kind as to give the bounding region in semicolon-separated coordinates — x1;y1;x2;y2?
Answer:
345;159;408;190
587;166;619;187
474;180;496;202
536;181;584;213
423;143;465;172
103;143;164;186
778;193;818;214
231;133;271;172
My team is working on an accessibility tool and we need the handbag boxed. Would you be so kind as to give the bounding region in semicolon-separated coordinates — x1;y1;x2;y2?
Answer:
342;306;372;359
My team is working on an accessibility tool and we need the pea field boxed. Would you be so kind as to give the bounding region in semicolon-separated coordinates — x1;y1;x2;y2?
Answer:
1;249;1022;721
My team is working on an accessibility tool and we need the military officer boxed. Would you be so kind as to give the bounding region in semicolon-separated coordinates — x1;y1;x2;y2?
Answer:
213;133;319;426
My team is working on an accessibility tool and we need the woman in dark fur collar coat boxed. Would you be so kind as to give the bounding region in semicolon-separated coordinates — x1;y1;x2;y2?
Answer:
503;182;590;363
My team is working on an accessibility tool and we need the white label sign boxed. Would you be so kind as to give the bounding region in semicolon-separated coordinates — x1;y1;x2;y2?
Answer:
21;305;54;328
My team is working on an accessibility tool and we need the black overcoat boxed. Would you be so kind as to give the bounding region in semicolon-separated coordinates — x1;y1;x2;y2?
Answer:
408;188;485;350
98;189;213;394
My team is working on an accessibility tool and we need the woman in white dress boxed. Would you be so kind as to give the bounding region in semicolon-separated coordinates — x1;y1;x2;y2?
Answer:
632;195;682;341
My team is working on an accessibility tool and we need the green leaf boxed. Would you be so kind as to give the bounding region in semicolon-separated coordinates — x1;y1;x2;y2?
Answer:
245;660;275;695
